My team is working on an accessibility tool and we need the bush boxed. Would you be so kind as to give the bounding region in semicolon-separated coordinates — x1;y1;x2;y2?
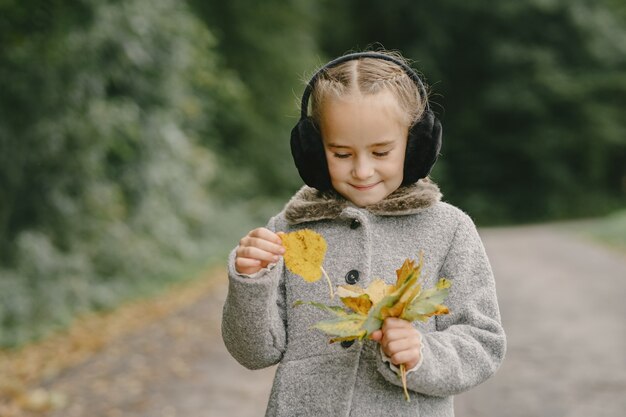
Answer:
0;0;247;347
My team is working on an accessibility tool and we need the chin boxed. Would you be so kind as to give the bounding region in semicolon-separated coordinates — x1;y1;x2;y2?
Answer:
333;183;392;207
349;194;386;207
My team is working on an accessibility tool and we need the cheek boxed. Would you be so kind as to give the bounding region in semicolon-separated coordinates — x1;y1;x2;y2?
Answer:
384;154;406;179
324;154;342;180
394;148;408;168
327;162;345;183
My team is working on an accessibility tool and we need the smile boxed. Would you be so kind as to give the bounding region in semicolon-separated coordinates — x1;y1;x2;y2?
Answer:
350;182;381;191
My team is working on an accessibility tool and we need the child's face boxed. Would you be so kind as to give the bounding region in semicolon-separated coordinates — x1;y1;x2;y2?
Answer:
320;91;409;207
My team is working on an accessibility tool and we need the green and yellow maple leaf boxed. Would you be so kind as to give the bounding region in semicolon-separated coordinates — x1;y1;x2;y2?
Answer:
295;253;452;402
401;278;451;322
339;294;373;315
337;278;393;305
312;315;368;339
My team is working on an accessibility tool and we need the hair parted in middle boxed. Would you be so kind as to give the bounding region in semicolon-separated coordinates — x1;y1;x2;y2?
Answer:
290;50;442;192
310;52;427;129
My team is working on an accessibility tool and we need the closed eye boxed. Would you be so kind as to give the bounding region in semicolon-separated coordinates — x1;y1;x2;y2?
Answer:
373;151;390;157
333;153;351;159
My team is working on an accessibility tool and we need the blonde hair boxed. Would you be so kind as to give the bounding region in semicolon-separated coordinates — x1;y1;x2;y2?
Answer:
310;51;428;127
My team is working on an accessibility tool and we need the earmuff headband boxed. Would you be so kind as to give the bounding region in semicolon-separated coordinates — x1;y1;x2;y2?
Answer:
299;52;429;120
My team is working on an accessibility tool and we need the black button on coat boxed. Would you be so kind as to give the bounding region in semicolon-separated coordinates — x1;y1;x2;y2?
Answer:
341;339;355;348
345;269;360;284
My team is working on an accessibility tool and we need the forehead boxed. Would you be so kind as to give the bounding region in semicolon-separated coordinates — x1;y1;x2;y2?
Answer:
321;89;405;117
319;91;409;145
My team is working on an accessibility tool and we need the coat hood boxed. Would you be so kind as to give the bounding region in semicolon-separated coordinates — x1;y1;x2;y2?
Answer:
284;178;442;225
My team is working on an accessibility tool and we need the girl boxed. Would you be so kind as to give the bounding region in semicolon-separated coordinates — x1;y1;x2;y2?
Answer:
222;51;506;417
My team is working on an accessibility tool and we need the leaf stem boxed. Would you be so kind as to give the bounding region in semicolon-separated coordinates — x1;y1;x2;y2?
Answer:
401;364;410;402
320;266;334;299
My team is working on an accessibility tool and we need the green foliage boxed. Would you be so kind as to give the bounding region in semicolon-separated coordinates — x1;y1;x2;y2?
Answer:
0;0;249;347
316;0;626;223
187;0;323;199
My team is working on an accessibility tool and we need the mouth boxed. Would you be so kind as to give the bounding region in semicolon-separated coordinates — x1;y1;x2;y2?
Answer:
350;182;381;191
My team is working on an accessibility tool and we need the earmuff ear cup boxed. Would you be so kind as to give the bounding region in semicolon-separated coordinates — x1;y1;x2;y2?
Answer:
290;117;332;190
403;110;443;185
292;111;443;190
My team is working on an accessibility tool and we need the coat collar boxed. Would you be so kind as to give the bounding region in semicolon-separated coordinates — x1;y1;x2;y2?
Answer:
284;178;442;225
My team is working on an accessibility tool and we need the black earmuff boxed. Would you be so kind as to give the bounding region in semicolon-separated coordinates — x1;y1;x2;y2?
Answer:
290;52;442;191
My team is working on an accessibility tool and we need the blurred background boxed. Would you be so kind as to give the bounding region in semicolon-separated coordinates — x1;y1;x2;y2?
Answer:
1;0;625;416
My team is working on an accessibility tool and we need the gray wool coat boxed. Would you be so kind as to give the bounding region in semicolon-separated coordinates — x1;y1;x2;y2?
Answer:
222;179;506;417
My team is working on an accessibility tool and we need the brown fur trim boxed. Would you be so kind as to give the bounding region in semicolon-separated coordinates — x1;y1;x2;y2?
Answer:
284;187;346;224
284;178;442;225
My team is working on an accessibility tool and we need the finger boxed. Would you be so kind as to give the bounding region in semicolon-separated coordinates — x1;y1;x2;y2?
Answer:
240;236;285;255
385;338;419;356
235;257;262;275
382;317;412;331
249;227;283;245
381;330;421;354
381;327;414;344
369;330;383;342
236;246;281;264
390;348;421;367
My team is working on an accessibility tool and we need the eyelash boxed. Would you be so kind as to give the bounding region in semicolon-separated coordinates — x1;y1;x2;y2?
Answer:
333;151;391;159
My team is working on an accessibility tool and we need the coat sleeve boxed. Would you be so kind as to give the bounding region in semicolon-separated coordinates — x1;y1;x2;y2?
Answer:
221;215;287;370
376;212;506;397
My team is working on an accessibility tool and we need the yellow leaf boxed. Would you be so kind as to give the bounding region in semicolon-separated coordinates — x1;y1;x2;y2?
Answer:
338;279;393;305
280;229;327;282
437;278;451;290
433;305;449;315
383;281;423;319
395;258;417;289
402;281;452;322
394;253;424;290
336;284;364;298
363;279;394;305
329;335;360;344
340;294;373;315
312;315;367;338
293;300;349;317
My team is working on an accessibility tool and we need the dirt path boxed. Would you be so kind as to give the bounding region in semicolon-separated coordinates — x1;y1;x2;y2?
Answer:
455;225;626;417
9;224;626;417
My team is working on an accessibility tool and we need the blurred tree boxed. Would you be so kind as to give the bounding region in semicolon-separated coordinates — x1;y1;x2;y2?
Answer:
317;0;626;223
187;0;323;199
0;0;246;346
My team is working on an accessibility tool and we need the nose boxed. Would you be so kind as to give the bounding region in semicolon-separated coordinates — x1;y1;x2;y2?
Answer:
352;155;374;180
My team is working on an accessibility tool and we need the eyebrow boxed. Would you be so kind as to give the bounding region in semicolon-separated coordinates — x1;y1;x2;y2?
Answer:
327;140;396;149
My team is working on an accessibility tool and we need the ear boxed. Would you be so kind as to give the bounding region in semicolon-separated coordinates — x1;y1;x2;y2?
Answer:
403;110;443;185
290;117;332;190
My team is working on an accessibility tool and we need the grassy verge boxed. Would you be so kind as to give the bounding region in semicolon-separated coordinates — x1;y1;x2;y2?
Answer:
566;209;626;253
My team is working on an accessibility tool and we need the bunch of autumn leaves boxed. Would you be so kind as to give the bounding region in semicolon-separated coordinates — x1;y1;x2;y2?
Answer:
280;229;452;401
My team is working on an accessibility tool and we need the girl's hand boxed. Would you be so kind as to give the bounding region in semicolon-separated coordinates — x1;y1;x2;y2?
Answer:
370;317;422;370
235;227;285;275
